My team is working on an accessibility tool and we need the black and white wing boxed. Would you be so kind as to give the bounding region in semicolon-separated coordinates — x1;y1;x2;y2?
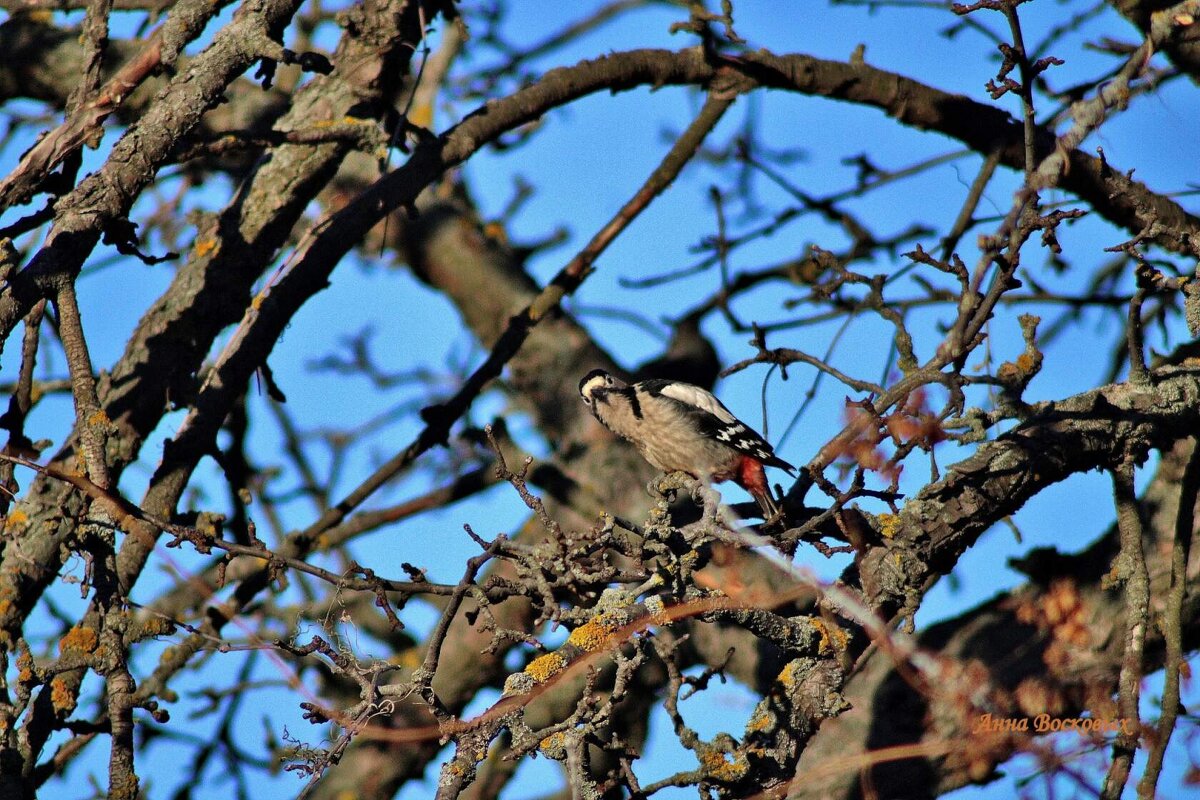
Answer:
639;380;796;472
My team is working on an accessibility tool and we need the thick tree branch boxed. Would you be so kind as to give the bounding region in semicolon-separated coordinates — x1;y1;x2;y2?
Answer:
0;1;433;789
795;436;1200;799
0;0;308;354
1113;1;1200;79
874;370;1200;598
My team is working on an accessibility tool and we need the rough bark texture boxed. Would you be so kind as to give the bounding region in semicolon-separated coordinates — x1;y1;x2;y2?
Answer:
1;2;1199;799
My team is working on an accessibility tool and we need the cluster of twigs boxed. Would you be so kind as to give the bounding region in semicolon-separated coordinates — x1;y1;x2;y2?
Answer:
0;1;1199;799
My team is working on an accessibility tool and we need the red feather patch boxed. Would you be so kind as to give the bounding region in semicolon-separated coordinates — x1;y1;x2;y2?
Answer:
737;455;768;495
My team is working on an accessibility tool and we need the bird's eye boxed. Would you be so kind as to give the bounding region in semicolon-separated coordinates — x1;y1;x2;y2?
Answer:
605;376;614;385
582;395;592;405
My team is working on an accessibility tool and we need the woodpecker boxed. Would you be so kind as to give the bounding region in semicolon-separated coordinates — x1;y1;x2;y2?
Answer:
578;369;795;520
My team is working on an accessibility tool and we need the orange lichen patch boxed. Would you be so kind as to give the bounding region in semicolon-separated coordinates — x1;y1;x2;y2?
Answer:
538;731;568;758
811;618;849;654
408;103;433;129
876;512;900;539
776;659;804;688
50;676;76;714
565;613;623;652
134;615;176;639
87;409;111;427
745;707;774;733
59;625;99;656
3;510;28;532
696;744;749;782
193;236;218;259
16;648;34;683
524;652;567;684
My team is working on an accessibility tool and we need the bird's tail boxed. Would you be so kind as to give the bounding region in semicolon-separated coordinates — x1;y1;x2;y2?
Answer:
751;486;781;522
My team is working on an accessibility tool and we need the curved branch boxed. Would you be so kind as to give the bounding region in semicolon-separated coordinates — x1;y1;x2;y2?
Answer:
0;0;307;354
6;44;1195;360
796;437;1200;799
877;368;1200;598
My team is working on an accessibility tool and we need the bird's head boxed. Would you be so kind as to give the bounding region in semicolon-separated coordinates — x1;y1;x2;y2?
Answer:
579;370;629;425
579;369;618;405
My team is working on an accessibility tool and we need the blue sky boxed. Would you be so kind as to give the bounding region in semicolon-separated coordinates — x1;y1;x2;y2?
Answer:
3;1;1199;797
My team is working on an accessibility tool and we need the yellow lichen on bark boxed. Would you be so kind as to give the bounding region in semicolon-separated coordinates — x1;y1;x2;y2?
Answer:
59;625;99;656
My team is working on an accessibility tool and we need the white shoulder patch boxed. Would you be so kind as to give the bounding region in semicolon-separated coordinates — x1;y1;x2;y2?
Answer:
658;383;736;423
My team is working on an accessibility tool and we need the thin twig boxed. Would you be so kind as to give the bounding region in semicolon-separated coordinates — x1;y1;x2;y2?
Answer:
1001;2;1037;178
